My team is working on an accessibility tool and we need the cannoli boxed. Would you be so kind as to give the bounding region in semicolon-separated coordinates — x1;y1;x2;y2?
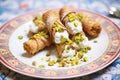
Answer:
43;10;76;57
77;13;102;37
23;31;52;54
60;6;89;49
60;6;82;35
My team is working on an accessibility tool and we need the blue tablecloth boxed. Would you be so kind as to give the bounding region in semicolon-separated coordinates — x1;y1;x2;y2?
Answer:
0;0;120;80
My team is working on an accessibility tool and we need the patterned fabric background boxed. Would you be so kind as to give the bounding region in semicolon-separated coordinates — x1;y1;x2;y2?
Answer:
0;0;120;80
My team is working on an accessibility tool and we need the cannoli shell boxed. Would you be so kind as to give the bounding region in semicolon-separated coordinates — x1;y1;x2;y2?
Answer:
81;17;102;37
59;6;75;21
56;44;66;57
23;36;52;55
43;10;60;28
43;10;66;43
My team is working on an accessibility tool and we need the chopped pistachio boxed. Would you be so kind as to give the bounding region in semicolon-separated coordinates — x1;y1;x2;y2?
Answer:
77;13;88;20
66;48;70;53
17;35;23;39
58;63;63;67
41;57;45;61
68;18;75;22
74;59;79;64
71;58;79;66
35;16;43;21
75;33;84;44
83;57;88;62
52;59;57;64
58;27;64;32
87;46;92;51
63;58;68;62
83;48;88;53
74;22;78;27
71;61;76;66
48;59;57;66
33;31;49;38
52;22;64;32
58;62;66;67
46;57;51;62
70;56;76;61
78;48;88;53
33;16;45;26
68;13;76;22
39;65;45;68
57;58;62;62
46;51;51;56
75;39;80;44
61;37;67;43
48;61;55;66
32;61;38;66
66;39;72;44
77;52;83;59
93;40;98;43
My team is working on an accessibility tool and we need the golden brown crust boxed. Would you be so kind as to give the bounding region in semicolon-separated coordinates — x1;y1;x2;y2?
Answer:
81;17;102;37
43;10;60;27
59;6;75;21
56;44;65;57
23;36;52;55
43;10;67;43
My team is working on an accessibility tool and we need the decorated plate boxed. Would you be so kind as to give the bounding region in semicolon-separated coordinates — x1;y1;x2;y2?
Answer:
0;9;120;79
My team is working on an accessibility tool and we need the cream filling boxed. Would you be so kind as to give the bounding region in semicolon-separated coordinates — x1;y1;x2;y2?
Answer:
62;45;76;57
67;20;82;34
73;36;89;49
29;21;39;33
54;31;69;44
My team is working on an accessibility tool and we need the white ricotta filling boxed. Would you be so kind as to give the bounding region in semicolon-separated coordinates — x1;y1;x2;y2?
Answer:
29;21;39;33
73;36;89;49
54;30;69;44
67;20;83;34
62;45;76;57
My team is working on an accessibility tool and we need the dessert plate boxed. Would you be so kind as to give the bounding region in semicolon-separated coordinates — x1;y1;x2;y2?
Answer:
0;9;120;79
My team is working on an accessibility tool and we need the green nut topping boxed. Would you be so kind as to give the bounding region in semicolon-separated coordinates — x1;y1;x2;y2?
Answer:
77;52;83;59
74;22;78;27
65;47;70;53
33;31;49;38
66;39;72;44
93;40;98;43
52;22;64;32
33;16;45;26
77;13;88;20
18;35;23;40
78;48;88;53
87;46;92;50
57;58;62;62
48;60;57;66
60;37;72;44
61;37;67;43
83;57;88;62
39;65;45;68
75;33;84;44
70;57;79;66
32;61;38;66
68;13;76;22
